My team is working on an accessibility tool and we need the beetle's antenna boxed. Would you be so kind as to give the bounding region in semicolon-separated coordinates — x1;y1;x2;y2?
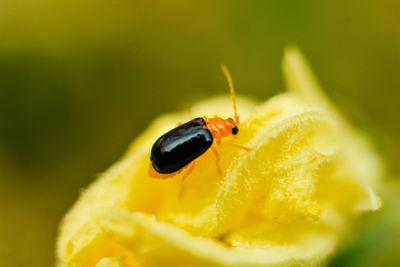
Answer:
221;64;240;124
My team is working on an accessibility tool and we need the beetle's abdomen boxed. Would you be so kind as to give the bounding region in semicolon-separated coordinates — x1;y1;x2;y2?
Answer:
150;118;213;174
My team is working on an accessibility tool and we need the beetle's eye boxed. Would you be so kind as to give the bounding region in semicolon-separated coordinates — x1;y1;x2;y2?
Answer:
232;126;239;135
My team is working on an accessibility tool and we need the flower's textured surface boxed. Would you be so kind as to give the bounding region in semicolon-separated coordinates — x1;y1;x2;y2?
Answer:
56;48;382;267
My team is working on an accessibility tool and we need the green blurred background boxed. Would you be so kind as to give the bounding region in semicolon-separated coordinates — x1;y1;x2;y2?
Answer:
0;0;399;266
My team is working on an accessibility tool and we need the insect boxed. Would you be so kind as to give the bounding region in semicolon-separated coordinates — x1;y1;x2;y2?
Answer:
149;65;248;182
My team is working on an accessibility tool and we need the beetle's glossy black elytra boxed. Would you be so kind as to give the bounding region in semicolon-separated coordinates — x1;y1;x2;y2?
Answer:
150;117;213;174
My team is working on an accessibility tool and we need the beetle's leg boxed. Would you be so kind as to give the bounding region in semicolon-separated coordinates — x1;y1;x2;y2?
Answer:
226;143;251;151
179;161;196;199
182;161;195;181
211;147;222;176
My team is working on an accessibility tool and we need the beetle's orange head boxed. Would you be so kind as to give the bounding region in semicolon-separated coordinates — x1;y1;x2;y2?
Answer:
227;118;239;135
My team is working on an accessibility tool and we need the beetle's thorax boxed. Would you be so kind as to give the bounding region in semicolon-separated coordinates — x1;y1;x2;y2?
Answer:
204;117;236;144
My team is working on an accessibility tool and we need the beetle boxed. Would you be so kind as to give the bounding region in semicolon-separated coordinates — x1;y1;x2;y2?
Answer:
149;65;247;181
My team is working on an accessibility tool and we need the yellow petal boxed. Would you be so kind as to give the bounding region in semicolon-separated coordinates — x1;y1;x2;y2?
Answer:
56;47;382;267
283;46;382;210
96;256;124;267
100;209;331;267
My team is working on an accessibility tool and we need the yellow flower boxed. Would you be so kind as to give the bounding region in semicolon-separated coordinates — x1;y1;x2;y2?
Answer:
56;47;382;267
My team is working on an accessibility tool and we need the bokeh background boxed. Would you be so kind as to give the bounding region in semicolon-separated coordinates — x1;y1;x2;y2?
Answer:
0;0;399;266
